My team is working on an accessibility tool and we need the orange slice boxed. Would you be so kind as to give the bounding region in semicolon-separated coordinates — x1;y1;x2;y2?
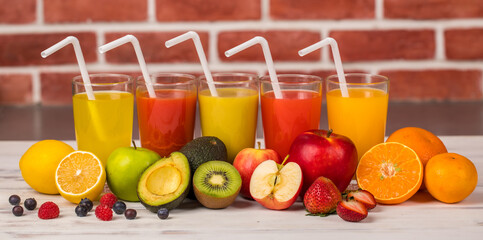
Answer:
55;151;106;204
356;142;423;204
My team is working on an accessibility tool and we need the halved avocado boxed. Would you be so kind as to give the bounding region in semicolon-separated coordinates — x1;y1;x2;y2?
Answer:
137;152;190;212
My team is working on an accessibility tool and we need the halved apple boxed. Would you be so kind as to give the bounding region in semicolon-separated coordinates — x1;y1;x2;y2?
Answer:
249;157;303;210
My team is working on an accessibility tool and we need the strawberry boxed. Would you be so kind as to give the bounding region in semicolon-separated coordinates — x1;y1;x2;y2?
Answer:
304;176;342;216
347;189;377;210
336;197;368;222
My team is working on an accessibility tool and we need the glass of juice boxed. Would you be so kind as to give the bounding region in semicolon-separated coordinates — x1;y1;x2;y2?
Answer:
260;74;323;158
326;73;389;160
198;73;259;163
72;74;134;165
136;73;197;157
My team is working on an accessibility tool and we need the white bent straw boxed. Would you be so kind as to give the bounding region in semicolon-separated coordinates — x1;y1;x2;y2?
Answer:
298;37;349;97
41;36;95;100
165;31;218;97
225;36;282;99
98;35;156;98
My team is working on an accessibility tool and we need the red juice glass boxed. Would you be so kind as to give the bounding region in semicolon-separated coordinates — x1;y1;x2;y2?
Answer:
136;73;197;157
260;74;323;158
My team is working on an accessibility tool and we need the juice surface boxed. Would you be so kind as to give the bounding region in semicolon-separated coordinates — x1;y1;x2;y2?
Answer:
136;89;197;157
261;90;322;158
199;88;258;163
326;88;388;160
73;91;134;165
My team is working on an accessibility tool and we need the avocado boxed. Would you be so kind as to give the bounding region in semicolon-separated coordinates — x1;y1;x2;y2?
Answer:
137;152;190;212
179;136;228;199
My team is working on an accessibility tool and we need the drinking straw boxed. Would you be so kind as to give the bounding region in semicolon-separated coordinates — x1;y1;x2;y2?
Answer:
225;36;282;99
165;31;218;97
298;37;349;97
41;36;95;100
98;35;156;98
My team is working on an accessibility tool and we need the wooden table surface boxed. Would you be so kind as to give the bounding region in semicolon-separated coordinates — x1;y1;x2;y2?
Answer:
1;137;482;239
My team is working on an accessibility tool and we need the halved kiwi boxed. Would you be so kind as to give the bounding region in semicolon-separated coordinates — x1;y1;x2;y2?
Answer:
193;161;241;209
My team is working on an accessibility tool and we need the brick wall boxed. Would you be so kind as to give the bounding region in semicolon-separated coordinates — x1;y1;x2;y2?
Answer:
0;0;482;105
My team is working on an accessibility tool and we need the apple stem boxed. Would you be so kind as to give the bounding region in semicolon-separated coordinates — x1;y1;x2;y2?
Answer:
257;141;261;150
280;155;289;169
327;129;333;138
132;140;137;150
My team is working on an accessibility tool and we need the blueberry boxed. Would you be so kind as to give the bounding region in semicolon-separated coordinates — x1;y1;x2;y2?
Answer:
75;205;88;217
12;206;23;216
157;208;169;220
9;195;21;206
24;198;37;210
79;198;93;212
124;209;136;220
112;201;126;215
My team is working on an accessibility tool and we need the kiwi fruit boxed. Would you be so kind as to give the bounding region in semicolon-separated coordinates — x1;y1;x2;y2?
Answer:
193;161;242;209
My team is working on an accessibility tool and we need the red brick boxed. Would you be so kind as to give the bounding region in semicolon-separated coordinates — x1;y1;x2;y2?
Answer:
104;32;209;64
271;0;374;20
156;0;260;21
271;70;368;79
379;69;482;101
0;74;33;105
40;73;77;105
218;31;321;62
0;32;97;66
385;0;483;19
44;0;146;23
0;0;36;24
329;30;435;62
445;28;483;60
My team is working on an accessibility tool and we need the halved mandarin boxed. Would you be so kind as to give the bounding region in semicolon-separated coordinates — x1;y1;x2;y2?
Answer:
356;142;423;204
55;151;106;204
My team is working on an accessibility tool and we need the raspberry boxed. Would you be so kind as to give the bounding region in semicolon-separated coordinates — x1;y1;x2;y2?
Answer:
100;193;117;208
95;204;113;221
38;202;59;220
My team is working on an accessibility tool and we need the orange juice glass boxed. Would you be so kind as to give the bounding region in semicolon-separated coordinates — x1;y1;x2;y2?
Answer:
198;73;259;163
326;73;389;160
136;73;197;157
260;74;323;158
72;74;134;165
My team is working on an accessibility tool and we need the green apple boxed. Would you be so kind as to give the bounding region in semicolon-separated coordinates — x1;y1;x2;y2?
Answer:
106;144;160;201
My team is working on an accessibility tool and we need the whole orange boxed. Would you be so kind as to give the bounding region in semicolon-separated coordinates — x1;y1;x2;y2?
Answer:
386;127;447;189
424;153;478;203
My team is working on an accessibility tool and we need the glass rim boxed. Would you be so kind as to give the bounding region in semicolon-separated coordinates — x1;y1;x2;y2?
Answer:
72;73;132;86
199;72;258;84
136;72;197;86
260;74;322;85
327;73;389;86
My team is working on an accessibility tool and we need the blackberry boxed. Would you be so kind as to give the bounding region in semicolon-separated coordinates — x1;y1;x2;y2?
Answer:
157;208;169;220
112;201;126;215
124;209;136;220
75;205;88;217
9;195;21;206
79;198;93;212
24;198;37;210
12;206;23;216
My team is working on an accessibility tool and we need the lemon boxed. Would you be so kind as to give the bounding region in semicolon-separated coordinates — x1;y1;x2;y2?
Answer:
19;140;75;194
55;151;106;204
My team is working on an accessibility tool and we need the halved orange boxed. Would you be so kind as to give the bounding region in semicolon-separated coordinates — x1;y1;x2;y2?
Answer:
55;151;106;204
356;142;423;204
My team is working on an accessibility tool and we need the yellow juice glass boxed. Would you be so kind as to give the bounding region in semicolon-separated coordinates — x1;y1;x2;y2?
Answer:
72;74;134;165
326;73;389;160
198;73;259;163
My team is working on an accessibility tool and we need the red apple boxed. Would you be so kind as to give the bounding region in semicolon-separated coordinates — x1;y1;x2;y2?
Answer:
288;129;357;195
249;157;303;210
233;143;282;199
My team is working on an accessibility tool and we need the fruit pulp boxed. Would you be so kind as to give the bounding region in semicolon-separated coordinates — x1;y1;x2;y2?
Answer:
199;88;258;163
327;88;388;160
137;89;197;157
73;91;134;165
261;90;322;158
